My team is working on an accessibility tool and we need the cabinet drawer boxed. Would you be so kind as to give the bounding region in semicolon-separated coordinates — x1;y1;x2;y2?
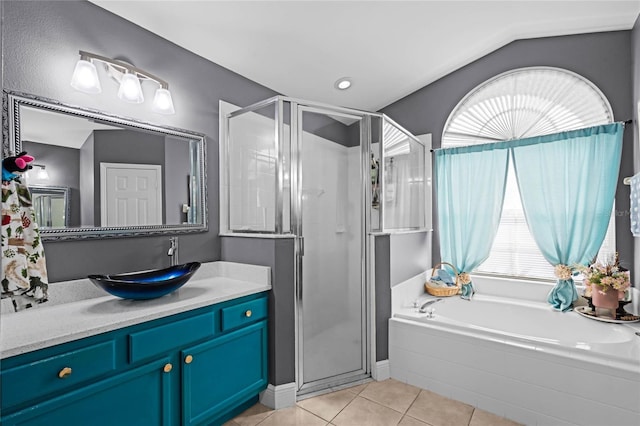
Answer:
221;297;267;332
1;340;116;410
129;312;215;363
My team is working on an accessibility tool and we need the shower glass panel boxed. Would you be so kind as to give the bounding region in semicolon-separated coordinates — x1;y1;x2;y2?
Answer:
297;107;366;391
382;119;426;230
30;186;69;228
227;101;278;232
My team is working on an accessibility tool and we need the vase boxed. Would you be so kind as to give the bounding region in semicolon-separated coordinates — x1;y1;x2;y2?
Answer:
591;288;621;311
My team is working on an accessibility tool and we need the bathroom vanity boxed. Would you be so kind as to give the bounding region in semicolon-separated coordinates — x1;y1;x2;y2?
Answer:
0;262;270;426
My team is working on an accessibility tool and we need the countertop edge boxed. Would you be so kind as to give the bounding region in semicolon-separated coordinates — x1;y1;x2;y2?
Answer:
1;282;271;359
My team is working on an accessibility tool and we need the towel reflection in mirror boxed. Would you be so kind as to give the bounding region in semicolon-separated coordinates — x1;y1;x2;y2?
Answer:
1;152;48;311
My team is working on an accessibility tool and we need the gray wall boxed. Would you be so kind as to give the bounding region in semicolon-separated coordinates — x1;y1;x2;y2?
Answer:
380;31;635;280
22;141;81;227
164;136;191;225
2;0;278;280
301;113;354;147
374;235;390;361
632;17;640;287
260;102;354;147
79;132;95;225
220;236;295;386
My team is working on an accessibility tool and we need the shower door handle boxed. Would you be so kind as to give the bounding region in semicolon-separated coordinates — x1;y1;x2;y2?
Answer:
299;237;304;256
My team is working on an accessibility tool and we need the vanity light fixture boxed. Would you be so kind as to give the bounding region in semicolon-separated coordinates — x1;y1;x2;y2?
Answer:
70;50;175;114
25;164;49;181
37;165;50;180
334;77;352;90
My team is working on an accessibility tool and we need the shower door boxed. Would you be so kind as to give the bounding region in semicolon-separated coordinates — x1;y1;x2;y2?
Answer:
295;106;369;394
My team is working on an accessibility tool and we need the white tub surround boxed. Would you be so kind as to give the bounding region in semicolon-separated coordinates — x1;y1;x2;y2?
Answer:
0;261;271;359
389;271;640;426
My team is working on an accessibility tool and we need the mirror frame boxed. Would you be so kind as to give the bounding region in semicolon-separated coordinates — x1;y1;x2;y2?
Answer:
2;90;208;240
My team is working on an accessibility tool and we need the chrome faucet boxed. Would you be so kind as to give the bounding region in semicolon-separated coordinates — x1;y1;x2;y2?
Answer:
168;237;179;266
419;298;442;313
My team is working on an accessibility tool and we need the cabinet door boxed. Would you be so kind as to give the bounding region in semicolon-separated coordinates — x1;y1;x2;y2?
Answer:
182;321;267;426
2;358;173;426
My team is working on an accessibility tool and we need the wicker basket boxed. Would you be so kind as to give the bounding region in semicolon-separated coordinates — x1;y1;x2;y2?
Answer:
425;262;461;297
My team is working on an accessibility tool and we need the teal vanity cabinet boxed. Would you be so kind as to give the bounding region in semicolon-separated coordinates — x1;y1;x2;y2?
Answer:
1;292;268;426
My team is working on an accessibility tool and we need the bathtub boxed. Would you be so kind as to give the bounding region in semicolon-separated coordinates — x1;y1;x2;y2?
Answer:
389;272;640;426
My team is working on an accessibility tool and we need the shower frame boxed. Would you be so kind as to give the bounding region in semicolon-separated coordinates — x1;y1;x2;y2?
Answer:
221;95;429;395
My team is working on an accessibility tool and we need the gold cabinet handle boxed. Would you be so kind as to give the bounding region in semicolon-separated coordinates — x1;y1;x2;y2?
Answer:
163;363;173;373
58;367;73;379
184;355;193;364
245;310;252;318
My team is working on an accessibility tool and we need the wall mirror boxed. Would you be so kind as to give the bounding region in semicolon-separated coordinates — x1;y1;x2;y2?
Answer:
3;91;207;240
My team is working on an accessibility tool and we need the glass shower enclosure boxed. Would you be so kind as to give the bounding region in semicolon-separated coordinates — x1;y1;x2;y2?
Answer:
222;96;428;396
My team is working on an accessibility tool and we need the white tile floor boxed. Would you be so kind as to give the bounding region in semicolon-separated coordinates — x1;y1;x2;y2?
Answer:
225;379;522;426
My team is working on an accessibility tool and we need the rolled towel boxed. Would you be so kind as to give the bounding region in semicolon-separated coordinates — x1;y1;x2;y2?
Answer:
631;173;640;237
436;269;455;286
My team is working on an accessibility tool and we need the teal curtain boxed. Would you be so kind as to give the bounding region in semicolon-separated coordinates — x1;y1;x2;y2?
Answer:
435;145;509;300
511;123;624;311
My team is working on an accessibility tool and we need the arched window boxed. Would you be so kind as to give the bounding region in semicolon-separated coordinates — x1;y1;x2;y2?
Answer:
442;67;615;280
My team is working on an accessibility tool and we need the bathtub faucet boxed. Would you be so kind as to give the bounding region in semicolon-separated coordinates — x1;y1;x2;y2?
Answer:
419;298;442;313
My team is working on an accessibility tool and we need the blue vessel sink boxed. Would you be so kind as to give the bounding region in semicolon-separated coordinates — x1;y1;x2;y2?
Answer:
89;262;201;300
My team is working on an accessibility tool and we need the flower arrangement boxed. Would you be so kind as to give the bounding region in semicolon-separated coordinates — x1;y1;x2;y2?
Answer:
576;253;630;295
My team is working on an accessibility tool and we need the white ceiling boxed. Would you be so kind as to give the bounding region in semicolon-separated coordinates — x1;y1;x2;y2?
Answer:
90;1;640;112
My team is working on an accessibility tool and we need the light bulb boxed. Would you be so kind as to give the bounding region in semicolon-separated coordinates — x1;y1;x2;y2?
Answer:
152;88;175;114
70;59;102;94
37;166;49;180
117;72;144;103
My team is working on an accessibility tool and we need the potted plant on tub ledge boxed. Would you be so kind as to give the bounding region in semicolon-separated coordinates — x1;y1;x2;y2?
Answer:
578;253;631;319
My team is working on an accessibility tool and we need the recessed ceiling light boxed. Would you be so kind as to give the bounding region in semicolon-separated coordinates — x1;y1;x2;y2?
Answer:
335;78;352;90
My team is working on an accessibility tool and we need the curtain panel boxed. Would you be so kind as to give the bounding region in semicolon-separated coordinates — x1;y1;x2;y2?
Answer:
435;145;509;299
511;123;624;311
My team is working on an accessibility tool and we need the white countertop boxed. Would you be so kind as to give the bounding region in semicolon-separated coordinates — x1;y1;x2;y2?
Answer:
0;261;271;359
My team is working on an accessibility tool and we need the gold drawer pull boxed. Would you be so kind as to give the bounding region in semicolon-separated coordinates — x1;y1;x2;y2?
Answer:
58;367;73;379
185;355;193;364
163;363;173;373
245;310;252;318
